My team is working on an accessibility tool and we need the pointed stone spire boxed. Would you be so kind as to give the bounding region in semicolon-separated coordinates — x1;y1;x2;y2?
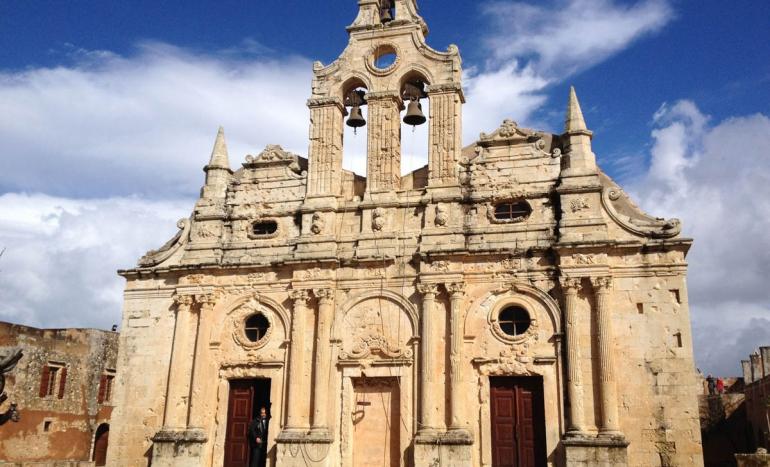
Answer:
565;86;589;134
206;126;230;171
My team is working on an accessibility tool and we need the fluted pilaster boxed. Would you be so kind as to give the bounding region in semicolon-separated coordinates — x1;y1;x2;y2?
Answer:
427;84;463;185
312;288;335;433
591;276;622;436
286;289;312;430
187;293;215;429
417;283;439;433
163;294;196;429
366;92;402;192
446;282;469;434
307;98;345;196
561;277;586;434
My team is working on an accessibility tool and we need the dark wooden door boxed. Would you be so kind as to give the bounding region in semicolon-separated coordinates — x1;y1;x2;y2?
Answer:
92;424;109;466
224;382;255;467
490;377;547;467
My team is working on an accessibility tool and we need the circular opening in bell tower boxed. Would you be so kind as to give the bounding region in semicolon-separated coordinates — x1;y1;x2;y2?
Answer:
372;44;398;71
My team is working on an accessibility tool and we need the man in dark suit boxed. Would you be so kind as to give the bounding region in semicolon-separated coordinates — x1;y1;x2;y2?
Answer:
248;406;269;467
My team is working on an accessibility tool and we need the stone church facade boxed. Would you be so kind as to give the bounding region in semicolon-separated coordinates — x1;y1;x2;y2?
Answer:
107;1;704;466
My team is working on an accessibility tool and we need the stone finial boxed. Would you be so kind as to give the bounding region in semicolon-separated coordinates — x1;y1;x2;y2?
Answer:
565;86;590;135
206;126;231;171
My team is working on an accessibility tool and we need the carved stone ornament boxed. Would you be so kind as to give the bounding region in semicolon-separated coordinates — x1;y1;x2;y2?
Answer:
479;119;542;144
559;277;582;292
429;260;450;273
313;288;335;304
445;282;466;297
339;334;413;360
600;173;682;238
371;207;386;232
310;212;325;235
434;204;449;227
570;197;590;213
232;297;275;350
591;276;613;292
173;294;194;309
138;218;190;267
416;283;439;297
289;289;312;304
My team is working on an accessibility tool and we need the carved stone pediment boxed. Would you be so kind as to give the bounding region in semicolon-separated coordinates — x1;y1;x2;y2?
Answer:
599;173;682;239
138;218;190;267
244;145;301;171
479;119;545;146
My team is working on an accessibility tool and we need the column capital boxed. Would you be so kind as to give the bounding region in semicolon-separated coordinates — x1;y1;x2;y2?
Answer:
417;283;439;297
195;294;217;312
289;289;312;305
445;282;466;298
560;277;583;293
313;288;335;305
173;294;194;310
306;97;345;112
590;276;613;293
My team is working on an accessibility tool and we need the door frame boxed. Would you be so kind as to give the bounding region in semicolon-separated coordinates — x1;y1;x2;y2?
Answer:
213;365;285;467
489;376;547;467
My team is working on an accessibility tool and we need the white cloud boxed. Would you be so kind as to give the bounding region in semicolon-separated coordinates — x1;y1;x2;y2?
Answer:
0;193;191;329
0;42;313;198
461;0;674;141
628;101;770;375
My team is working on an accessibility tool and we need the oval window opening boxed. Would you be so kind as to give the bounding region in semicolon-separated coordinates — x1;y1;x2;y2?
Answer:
498;306;531;336
494;201;532;221
245;314;270;342
252;220;278;236
372;45;398;70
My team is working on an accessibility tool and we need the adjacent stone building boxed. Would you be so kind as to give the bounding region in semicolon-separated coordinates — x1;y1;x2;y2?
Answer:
108;1;704;466
0;322;118;466
742;348;770;452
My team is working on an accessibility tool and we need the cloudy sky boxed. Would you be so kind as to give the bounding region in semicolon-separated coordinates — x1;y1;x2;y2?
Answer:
0;0;768;376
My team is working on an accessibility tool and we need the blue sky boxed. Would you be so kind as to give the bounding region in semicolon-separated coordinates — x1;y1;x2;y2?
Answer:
0;0;769;375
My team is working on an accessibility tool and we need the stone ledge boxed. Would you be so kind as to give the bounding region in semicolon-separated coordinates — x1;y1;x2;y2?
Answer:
275;429;333;444
562;434;629;448
152;427;208;444
415;429;474;446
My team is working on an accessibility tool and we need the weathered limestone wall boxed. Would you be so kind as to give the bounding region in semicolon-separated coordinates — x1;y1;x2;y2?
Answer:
0;323;117;464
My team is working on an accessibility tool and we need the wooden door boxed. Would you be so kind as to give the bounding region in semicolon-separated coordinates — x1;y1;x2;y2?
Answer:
92;424;109;466
224;381;255;467
490;377;546;467
352;377;400;467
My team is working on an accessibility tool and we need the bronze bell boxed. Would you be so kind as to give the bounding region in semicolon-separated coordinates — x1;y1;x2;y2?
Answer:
380;0;394;23
403;99;426;126
346;105;366;128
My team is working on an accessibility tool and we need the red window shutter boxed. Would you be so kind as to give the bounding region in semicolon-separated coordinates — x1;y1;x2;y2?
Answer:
98;375;107;404
39;365;51;398
57;367;68;399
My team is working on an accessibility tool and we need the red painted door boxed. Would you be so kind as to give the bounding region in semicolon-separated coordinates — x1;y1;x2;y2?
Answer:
490;377;546;467
224;382;254;467
92;424;109;466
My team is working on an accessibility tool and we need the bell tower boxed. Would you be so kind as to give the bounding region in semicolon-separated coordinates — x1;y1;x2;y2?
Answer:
304;0;463;203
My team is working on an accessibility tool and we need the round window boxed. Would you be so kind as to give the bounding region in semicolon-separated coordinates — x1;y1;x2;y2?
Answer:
372;45;398;70
498;306;531;336
244;314;270;342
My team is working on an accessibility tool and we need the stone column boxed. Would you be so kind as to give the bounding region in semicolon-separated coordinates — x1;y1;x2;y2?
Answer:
311;288;334;434
163;294;196;429
286;289;312;430
446;282;470;436
426;84;463;186
561;277;586;435
417;283;439;434
188;293;216;430
366;91;402;193
591;276;622;436
306;97;345;197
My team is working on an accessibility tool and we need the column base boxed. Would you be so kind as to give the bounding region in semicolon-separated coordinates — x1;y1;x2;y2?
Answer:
276;429;333;466
563;435;628;467
150;428;207;466
414;430;474;467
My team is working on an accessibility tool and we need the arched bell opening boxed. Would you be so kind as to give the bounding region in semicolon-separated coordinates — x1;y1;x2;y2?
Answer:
341;78;369;178
399;71;430;181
